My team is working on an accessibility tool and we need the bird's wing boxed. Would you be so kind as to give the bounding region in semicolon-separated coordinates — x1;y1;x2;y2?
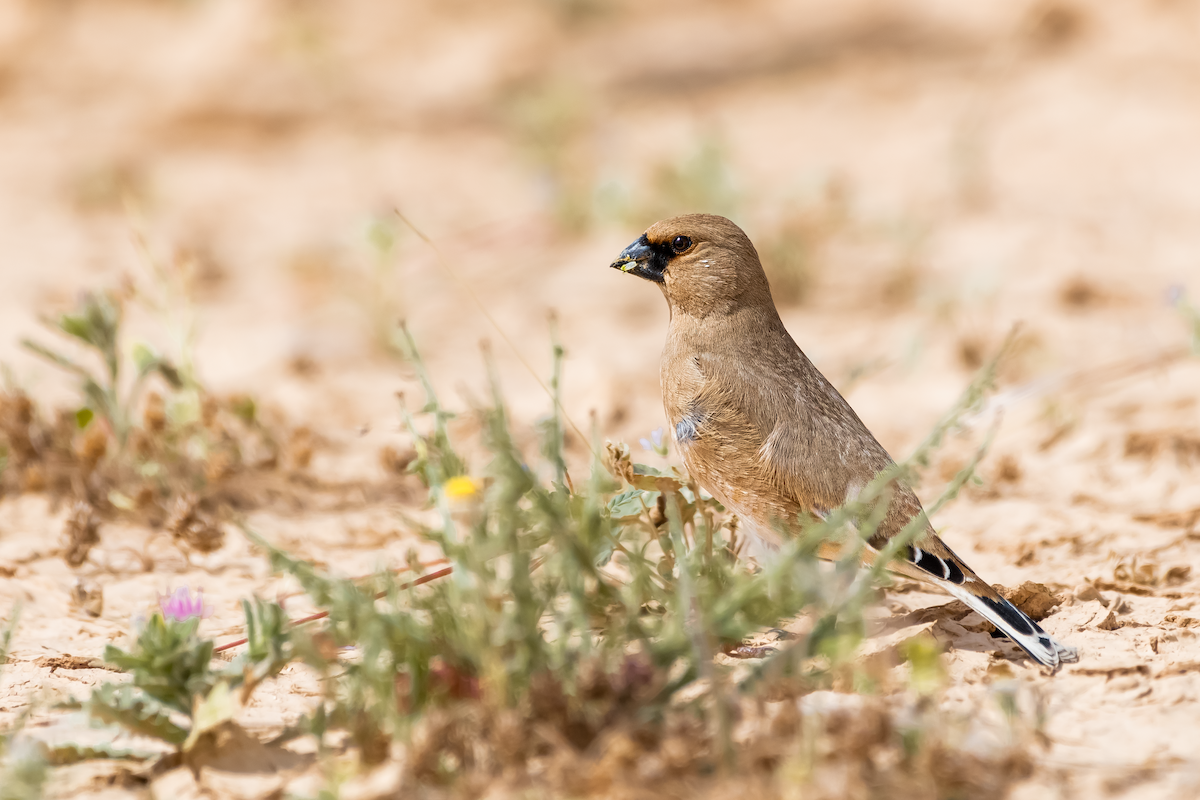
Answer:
693;347;904;529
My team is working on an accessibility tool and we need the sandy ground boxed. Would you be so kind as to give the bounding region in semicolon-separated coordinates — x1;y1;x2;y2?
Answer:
2;0;1200;796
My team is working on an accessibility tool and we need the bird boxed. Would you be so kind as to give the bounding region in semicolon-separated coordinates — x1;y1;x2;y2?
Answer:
609;213;1078;669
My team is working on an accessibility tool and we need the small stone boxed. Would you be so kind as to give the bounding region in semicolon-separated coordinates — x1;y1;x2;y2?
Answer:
69;578;103;617
151;767;202;800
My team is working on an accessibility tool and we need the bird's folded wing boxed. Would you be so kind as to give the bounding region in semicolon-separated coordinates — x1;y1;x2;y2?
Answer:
694;349;921;545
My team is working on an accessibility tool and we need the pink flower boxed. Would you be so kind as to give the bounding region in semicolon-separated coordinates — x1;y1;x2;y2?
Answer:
158;587;212;622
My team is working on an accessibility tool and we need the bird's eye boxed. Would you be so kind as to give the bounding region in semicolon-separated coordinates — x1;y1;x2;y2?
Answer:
671;235;692;253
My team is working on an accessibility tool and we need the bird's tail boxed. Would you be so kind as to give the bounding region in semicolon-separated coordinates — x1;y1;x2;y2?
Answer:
937;579;1078;669
888;545;1078;670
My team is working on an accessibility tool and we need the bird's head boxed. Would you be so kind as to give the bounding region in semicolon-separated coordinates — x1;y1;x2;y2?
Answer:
609;214;773;318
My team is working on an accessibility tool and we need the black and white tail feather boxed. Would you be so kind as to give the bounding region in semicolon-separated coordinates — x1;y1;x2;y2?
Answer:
735;509;1078;669
889;543;1079;670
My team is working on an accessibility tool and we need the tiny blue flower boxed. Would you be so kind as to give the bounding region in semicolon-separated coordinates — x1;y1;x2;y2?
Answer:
640;427;668;456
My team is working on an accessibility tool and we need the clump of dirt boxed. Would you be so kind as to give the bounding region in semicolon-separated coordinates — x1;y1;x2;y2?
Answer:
1001;581;1064;621
380;443;417;474
164;493;225;555
958;334;988;371
1112;558;1192;588
398;675;1034;800
1023;1;1089;51
993;453;1023;484
68;577;104;617
61;501;99;566
1058;276;1106;310
1124;429;1200;467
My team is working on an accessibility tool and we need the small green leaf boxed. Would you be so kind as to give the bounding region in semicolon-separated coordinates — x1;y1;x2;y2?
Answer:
230;396;256;423
131;342;156;374
21;338;90;378
108;490;136;511
628;464;684;492
86;685;189;746
58;313;95;345
594;543;615;567
607;489;656;520
167;393;201;427
901;632;945;696
45;741;158;765
366;218;396;254
183;681;236;751
75;407;94;429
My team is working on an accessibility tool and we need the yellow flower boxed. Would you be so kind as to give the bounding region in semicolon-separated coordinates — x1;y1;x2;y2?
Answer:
444;475;479;500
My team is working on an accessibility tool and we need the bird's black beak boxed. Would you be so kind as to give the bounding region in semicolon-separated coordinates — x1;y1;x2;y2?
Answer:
609;235;666;283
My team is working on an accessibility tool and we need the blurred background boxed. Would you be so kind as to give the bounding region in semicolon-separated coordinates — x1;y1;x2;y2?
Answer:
0;0;1195;461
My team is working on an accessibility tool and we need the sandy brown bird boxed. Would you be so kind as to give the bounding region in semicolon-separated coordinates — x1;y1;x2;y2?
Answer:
610;213;1077;669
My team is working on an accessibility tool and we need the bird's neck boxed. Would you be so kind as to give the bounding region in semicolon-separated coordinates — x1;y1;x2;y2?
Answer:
666;302;787;353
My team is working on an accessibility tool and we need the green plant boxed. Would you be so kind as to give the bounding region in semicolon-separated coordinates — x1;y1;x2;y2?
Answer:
55;330;1029;794
355;214;410;357
21;291;181;446
252;328;1008;775
11;287;284;531
49;592;293;766
238;336;853;770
